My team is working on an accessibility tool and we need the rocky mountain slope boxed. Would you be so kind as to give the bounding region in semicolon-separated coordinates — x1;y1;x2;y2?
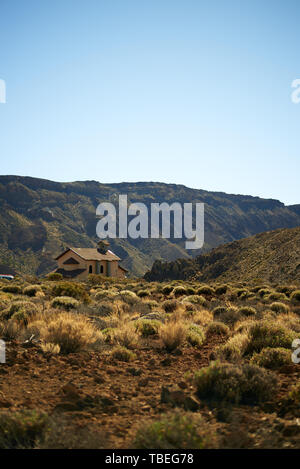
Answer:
0;175;299;276
145;226;300;283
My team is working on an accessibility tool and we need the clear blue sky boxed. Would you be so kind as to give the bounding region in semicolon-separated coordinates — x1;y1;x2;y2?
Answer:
0;0;299;204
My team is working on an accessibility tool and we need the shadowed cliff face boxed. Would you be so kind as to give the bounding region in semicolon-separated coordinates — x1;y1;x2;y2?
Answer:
144;226;300;284
0;175;299;277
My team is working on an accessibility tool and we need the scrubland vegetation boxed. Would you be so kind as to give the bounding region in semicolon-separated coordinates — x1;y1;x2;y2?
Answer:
0;274;299;449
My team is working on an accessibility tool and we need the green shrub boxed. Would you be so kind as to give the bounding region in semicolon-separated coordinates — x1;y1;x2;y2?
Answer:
238;306;257;317
136;319;161;337
245;321;296;355
196;285;215;296
2;301;37;320
118;290;139;305
137;289;150;298
291;290;300;303
250;347;291;370
206;322;230;337
288;382;300;404
1;285;22;294
23;284;43;297
215;285;228;295
258;288;272;298
173;286;187;297
52;282;89;302
47;273;63;281
0;410;48;449
270;302;290;314
51;296;80;310
162;285;174;295
132;411;217;449
194;361;277;404
216;309;241;326
187;325;205;348
111;345;136;362
213;306;227;317
182;295;206;306
266;292;288;302
162;299;178;313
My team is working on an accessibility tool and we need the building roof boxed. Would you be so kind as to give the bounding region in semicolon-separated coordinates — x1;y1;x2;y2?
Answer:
55;247;121;262
55;268;86;278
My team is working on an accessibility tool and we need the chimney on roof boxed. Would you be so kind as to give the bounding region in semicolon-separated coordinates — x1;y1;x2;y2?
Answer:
97;240;109;254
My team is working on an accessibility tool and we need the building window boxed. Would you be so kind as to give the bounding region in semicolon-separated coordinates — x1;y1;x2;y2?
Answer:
89;265;93;274
100;265;104;274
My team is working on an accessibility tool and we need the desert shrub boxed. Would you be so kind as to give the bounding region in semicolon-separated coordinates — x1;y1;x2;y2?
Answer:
194;361;277;405
118;290;139;305
90;302;114;317
196;285;215;296
23;284;42;297
182;295;206;306
238;306;257;317
0;410;48;449
52;282;89;302
213;306;227;317
186;286;196;295
132;411;217;449
291;290;300;303
266;292;288;302
11;310;29;325
235;288;249;298
136;319;161;337
0;320;21;340
250;347;291;370
111;345;136;362
87;274;105;286
288;382;300;404
215;285;228;295
276;285;297;296
183;302;197;313
40;342;61;355
51;296;79;311
206;322;230;337
215;333;250;362
162;285;174;295
112;323;139;348
137;289;150;298
2;301;38;320
36;313;102;353
162;299;178;313
144;299;159;310
1;285;22;294
245;321;296;355
217;309;241;326
190;309;214;326
270;302;290;314
187;324;205;348
94;289;117;301
47;273;63;281
159;322;186;351
258;288;272;298
173;286;187;297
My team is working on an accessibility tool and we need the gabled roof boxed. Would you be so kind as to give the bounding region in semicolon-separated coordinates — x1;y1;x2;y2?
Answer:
55;247;121;262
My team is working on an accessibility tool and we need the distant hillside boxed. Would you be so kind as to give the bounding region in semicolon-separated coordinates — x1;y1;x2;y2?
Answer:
145;226;300;284
0;175;299;277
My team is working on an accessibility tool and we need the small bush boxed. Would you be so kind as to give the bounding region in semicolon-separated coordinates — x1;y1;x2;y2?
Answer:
118;290;139;305
215;285;228;295
162;285;174;295
36;313;103;354
270;302;290;314
40;342;61;355
132;411;217;449
194;361;277;404
47;273;63;281
217;309;241;326
137;289;150;298
136;319;161;337
173;286;187;297
51;296;79;311
111;345;136;362
0;320;21;340
0;410;48;449
1;285;22;294
291;290;300;303
52;282;89;302
266;292;288;302
187;325;205;348
215;333;250;362
250;347;291;370
162;299;178;313
288;382;300;404
238;306;257;317
245;321;296;355
159;322;186;351
182;295;206;306
196;285;215;296
112;323;139;348
23;284;42;297
206;321;230;337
